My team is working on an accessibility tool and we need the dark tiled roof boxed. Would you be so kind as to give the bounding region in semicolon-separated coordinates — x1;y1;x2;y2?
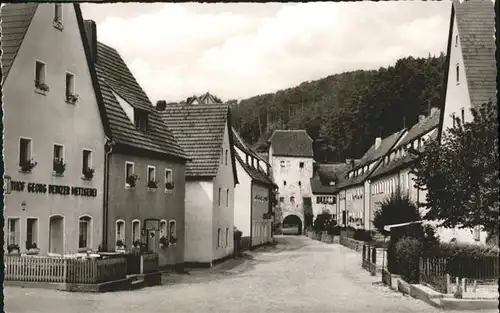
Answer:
337;130;406;189
396;109;440;149
95;42;188;159
370;129;439;180
158;103;237;179
268;130;314;158
0;3;38;84
454;0;496;108
310;163;347;195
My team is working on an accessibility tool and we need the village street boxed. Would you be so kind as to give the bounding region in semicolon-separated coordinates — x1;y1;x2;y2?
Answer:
4;236;495;313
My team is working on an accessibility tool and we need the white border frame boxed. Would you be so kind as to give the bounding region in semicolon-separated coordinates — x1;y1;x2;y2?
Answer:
48;214;66;255
115;219;126;244
77;214;93;251
65;71;75;97
131;219;141;243
147;165;156;182
18;136;34;172
25;216;40;250
34;59;46;86
125;161;135;188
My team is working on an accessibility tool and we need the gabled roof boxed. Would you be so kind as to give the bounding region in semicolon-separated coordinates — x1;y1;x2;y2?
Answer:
337;130;406;189
268;130;314;158
158;103;238;182
370;115;440;180
439;0;496;140
310;163;348;195
94;42;187;160
1;3;38;84
186;92;222;105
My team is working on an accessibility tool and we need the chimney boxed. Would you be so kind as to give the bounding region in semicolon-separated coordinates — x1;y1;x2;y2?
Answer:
156;100;167;111
430;107;439;116
84;20;97;63
419;115;426;122
374;137;382;150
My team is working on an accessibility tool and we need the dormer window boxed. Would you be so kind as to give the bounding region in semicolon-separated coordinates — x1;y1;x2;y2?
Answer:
134;109;148;131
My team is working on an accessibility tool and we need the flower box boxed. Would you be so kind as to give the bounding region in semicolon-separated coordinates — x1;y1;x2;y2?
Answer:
148;180;159;191
159;236;168;248
82;167;95;180
35;82;50;94
7;244;20;255
53;158;66;176
165;182;174;193
53;20;64;30
126;174;139;189
169;236;177;246
66;93;79;104
19;159;37;173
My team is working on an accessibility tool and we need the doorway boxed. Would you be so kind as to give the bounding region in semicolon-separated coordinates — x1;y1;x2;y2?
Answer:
49;215;64;254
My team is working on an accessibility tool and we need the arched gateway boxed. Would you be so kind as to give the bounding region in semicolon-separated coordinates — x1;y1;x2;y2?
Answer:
282;214;303;235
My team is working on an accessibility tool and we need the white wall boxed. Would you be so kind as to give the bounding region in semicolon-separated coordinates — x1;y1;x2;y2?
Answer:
311;195;336;220
234;160;251;238
344;185;364;229
184;180;213;263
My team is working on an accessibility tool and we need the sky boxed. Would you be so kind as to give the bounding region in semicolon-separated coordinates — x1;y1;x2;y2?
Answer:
81;1;452;104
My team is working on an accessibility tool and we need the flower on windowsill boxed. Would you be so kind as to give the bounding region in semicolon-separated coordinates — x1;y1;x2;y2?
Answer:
66;93;79;104
53;157;66;176
126;174;139;188
19;158;37;173
26;242;40;255
169;236;177;246
53;20;63;30
165;182;174;191
35;81;50;92
82;167;95;180
7;244;20;254
148;180;159;189
159;236;168;247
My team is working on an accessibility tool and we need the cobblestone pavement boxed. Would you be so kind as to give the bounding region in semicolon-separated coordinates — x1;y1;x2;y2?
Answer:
4;236;497;313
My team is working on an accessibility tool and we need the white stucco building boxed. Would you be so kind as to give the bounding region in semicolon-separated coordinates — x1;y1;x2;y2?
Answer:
268;130;314;234
2;3;108;256
158;94;239;268
310;163;347;222
232;129;276;249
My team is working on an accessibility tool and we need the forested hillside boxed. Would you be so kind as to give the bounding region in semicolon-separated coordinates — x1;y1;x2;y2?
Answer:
230;53;446;163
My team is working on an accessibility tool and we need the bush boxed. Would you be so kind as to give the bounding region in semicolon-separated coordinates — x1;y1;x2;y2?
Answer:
313;213;335;232
353;229;374;242
394;236;423;283
373;188;421;236
328;226;342;236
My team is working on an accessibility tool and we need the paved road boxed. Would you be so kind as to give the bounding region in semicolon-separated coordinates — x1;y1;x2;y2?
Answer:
4;236;495;313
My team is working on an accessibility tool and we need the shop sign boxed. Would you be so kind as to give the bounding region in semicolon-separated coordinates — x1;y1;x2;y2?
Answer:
9;180;98;197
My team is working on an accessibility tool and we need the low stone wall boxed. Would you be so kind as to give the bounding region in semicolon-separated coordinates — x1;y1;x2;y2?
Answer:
339;236;364;252
306;231;339;244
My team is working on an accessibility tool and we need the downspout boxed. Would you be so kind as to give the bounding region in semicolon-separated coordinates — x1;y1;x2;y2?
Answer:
102;138;115;251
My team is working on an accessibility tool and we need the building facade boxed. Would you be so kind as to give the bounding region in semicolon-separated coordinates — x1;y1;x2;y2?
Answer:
439;0;496;138
310;163;347;222
158;95;239;267
336;131;406;230
233;129;276;249
2;3;107;255
84;21;189;267
268;130;314;234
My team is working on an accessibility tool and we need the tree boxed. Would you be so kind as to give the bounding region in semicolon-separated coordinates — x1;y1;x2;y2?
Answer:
313;212;337;232
373;188;421;236
411;101;499;237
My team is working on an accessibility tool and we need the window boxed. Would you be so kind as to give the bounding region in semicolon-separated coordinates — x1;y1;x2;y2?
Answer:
225;228;229;247
460;107;465;123
54;4;62;23
26;218;38;249
19;138;33;169
217;228;221;248
116;220;125;242
35;60;46;88
134;109;148;131
82;149;92;174
456;64;459;83
218;188;222;206
78;216;91;249
147;166;156;183
125;162;134;185
65;72;75;99
53;144;64;172
279;197;284;203
169;220;177;244
455;35;458;47
225;149;228;166
280;161;285;168
316;196;321;204
290;196;295;203
283;181;287;186
452;113;456;128
7;218;20;248
298;181;302;187
299;162;304;168
221;148;224;165
165;169;173;191
226;189;229;207
132;220;141;243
